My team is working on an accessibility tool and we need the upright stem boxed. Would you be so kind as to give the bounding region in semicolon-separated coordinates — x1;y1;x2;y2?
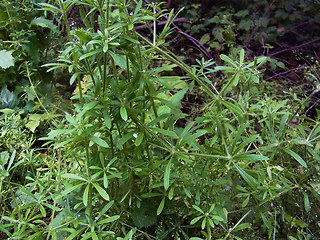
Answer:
85;144;93;217
58;0;84;106
206;221;212;240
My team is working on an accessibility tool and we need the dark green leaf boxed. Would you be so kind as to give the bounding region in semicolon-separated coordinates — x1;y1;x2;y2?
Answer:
283;148;308;168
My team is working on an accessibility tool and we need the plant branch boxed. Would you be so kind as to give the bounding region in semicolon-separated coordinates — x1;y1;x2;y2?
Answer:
269;37;320;57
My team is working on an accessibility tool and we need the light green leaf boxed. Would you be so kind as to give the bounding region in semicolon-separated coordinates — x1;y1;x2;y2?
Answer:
96;200;114;221
79;49;101;61
109;51;127;69
103;110;112;128
190;216;203;225
62;173;86;181
164;159;172;190
232;222;252;232
93;183;110;201
120;106;128;121
59;183;85;198
303;192;310;212
220;54;238;68
168;187;174;200
234;154;269;161
92;231;99;240
83;184;90;206
26;120;40;133
239;49;245;65
70;72;81;85
103;172;108;189
31;17;58;32
211;215;224;221
134;132;144;146
90;136;109;148
201;218;206;229
157;198;165;215
98;215;120;225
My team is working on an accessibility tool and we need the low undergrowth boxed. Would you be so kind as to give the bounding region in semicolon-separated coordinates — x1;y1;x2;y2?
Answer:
0;0;320;239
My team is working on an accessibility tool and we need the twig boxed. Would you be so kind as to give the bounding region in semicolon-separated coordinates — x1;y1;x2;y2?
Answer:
264;66;313;81
269;38;320;57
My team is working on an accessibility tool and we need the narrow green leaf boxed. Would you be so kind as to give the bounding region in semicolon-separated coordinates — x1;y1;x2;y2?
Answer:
221;100;243;119
120;106;128;121
70;72;81;85
209;203;216;213
96;200;114;221
62;173;86;181
211;215;224;221
168;187;174;200
283;148;308;168
214;66;234;71
90;136;109;148
39;204;46;217
92;232;99;240
232;222;252;232
152;127;177;138
6;150;16;171
38;3;62;14
79;49;101;61
19;187;37;201
83;184;90;206
220;54;238;68
103;110;112;128
164;159;172;191
303;192;310;212
134;132;144;146
192;205;204;214
234;154;269;161
103;172;108;189
233;162;259;189
207;218;215;228
201;218;206;229
141;192;163;198
59;183;85;198
239;49;245;65
157;198;165;215
98;215;120;225
93;183;110;201
65;229;83;240
233;72;240;86
190;216;203;225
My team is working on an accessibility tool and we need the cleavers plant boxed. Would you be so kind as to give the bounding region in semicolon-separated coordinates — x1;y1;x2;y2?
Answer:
0;0;319;239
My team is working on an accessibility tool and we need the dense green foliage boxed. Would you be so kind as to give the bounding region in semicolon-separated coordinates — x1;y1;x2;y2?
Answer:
0;0;320;239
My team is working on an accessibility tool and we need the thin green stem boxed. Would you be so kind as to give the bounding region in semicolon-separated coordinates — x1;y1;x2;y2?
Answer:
206;220;212;240
85;143;93;217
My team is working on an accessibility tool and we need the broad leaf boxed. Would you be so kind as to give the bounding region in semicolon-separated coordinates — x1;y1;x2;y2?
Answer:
0;50;14;69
